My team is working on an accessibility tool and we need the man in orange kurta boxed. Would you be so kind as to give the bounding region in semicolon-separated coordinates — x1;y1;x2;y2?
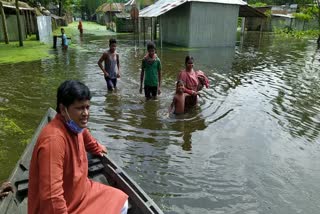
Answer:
28;80;128;214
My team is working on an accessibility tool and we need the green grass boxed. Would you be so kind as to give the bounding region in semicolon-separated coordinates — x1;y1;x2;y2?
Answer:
0;37;52;64
274;28;320;39
54;21;117;37
0;21;128;64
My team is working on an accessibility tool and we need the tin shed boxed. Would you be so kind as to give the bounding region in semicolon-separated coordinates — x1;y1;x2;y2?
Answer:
140;0;246;47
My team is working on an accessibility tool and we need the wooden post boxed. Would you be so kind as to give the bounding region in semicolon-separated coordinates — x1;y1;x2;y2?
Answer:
160;16;162;49
137;1;140;46
133;19;136;47
27;10;32;36
143;18;145;46
53;35;57;48
259;18;264;37
0;1;9;44
150;17;153;41
241;17;245;34
25;11;29;36
153;17;157;41
35;14;39;40
31;11;35;33
58;0;62;17
15;0;23;46
23;11;28;37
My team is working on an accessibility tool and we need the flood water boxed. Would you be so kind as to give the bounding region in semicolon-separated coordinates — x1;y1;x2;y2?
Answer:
1;32;320;213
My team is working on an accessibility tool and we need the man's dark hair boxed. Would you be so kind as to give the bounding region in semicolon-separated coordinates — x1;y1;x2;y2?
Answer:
56;80;91;113
185;55;194;65
147;41;156;50
109;38;117;46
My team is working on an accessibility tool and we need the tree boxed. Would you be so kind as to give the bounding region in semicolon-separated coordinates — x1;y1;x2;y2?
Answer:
297;1;320;42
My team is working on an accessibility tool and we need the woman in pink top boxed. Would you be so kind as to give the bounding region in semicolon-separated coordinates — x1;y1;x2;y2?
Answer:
177;56;209;109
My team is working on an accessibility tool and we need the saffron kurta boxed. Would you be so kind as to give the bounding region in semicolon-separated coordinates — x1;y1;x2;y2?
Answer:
28;114;128;214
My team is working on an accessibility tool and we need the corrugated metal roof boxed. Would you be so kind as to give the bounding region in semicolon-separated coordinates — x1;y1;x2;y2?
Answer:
139;0;247;18
272;14;293;18
125;0;135;6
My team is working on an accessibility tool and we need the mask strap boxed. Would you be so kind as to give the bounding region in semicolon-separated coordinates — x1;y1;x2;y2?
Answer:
64;107;72;121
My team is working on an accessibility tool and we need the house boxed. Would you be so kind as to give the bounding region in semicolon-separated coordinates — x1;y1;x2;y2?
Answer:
96;3;124;25
245;4;318;32
139;0;248;47
243;6;270;31
115;12;134;32
0;1;36;41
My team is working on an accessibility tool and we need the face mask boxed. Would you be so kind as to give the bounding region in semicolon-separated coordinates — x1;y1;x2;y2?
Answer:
65;107;84;134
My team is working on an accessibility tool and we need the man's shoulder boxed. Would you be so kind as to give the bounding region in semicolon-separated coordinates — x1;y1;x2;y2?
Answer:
155;57;161;63
38;119;66;142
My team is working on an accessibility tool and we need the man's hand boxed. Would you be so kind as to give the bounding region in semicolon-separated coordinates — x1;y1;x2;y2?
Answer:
157;88;161;95
117;73;121;78
139;87;143;94
0;182;13;199
99;144;108;157
104;70;109;78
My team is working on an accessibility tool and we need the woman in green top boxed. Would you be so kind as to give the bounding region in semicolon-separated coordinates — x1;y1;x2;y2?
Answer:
139;42;162;100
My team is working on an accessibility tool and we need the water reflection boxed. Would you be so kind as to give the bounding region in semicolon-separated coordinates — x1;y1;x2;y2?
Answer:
169;112;207;151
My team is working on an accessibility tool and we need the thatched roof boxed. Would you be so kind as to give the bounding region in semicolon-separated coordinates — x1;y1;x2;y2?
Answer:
0;0;34;11
96;3;124;13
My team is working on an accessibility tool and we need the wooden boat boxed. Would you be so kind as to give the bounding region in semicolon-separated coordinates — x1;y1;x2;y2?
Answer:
0;108;163;214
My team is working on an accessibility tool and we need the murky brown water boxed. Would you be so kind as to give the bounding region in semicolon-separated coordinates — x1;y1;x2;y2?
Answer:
1;32;320;213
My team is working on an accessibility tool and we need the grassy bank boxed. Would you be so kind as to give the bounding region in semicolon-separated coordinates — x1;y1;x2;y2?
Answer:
0;21;117;65
0;36;52;64
53;21;117;37
274;28;320;39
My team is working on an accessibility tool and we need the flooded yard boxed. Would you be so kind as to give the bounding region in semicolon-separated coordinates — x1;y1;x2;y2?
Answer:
0;31;320;213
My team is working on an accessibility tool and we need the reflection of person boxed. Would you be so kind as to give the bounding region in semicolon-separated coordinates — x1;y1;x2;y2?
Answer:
28;80;128;214
169;80;188;114
98;38;121;91
0;181;13;199
139;41;162;100
78;20;83;34
177;56;209;108
60;28;68;50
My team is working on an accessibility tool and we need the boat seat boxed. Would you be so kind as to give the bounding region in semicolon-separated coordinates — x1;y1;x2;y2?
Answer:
15;171;29;195
88;163;104;175
15;170;29;183
16;182;28;196
88;156;101;165
88;154;104;176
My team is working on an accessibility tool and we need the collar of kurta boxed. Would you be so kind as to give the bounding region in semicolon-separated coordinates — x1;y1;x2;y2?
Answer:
55;113;80;136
